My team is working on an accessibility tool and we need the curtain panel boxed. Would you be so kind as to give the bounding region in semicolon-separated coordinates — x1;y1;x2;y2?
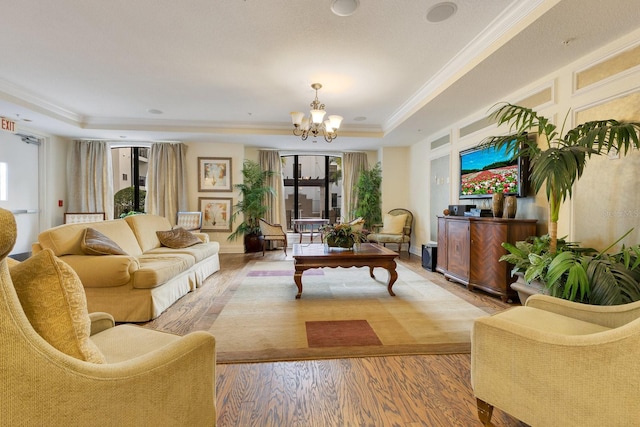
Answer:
67;140;114;219
259;150;286;227
145;142;187;225
341;152;368;222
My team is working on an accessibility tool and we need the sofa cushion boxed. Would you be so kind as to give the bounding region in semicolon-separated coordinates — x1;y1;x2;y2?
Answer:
132;254;195;289
381;213;407;234
124;214;173;253
61;254;138;288
81;227;127;255
10;249;106;363
156;227;201;249
146;241;220;263
38;219;143;257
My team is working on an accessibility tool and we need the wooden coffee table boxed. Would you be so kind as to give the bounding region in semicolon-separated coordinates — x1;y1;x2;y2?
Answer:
292;243;399;299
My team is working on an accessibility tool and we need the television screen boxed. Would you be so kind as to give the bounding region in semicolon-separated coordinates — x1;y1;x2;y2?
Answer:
459;143;528;199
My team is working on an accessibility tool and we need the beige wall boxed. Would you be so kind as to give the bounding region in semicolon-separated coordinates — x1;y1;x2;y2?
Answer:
408;27;640;253
184;141;246;253
46;135;72;228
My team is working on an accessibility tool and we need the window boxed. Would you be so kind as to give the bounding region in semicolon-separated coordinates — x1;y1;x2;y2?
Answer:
111;147;148;218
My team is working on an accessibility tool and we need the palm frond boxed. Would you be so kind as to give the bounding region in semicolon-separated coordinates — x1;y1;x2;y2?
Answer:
565;120;640;154
529;146;590;203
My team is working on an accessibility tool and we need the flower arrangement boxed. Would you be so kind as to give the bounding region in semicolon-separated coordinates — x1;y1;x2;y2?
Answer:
320;220;366;249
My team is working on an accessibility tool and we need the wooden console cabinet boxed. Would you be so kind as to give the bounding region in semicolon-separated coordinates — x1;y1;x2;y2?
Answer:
436;216;537;302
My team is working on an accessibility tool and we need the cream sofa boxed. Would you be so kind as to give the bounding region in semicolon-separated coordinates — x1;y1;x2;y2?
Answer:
34;214;220;322
1;208;216;425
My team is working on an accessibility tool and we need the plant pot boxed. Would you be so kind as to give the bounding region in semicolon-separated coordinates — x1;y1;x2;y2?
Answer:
510;274;548;304
244;233;262;253
326;235;355;249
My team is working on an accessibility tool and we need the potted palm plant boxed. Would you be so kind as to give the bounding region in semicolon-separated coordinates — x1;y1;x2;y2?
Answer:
482;102;640;303
228;160;276;252
482;103;640;253
354;162;382;230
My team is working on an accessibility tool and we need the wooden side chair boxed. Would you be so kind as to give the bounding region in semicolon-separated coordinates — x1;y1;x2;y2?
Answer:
258;218;287;256
367;208;413;256
176;211;203;232
64;212;106;224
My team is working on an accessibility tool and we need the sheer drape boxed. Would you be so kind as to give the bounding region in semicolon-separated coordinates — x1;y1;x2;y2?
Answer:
67;140;114;219
259;150;286;227
341;152;368;222
145;142;187;225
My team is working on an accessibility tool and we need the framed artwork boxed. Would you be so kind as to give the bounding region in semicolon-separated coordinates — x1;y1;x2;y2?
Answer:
198;157;232;192
199;197;232;232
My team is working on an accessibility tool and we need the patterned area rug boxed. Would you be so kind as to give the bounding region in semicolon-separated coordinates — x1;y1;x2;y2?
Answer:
206;260;489;363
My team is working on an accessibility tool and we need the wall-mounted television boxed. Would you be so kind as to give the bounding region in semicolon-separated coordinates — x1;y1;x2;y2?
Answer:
459;139;530;199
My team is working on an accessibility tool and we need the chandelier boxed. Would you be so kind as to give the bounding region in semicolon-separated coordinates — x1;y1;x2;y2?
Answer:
290;83;343;143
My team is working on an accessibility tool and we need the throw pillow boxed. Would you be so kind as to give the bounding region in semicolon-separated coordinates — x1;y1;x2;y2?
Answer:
156;227;201;249
10;249;106;363
81;227;127;256
380;214;407;234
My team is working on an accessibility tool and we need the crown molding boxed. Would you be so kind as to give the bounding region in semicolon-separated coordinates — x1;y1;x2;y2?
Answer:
0;79;84;126
383;0;551;134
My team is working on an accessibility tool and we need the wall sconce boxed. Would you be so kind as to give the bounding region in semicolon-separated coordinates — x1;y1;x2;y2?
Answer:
0;162;7;201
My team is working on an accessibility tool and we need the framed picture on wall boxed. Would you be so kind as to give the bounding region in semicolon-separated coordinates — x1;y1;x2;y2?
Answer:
199;197;232;232
198;157;232;192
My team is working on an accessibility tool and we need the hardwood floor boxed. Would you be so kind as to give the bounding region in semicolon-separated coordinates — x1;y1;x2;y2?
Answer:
143;250;528;426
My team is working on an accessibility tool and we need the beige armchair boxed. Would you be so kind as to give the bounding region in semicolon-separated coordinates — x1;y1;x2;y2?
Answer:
64;212;106;224
471;294;640;426
176;211;203;231
0;208;217;426
259;218;287;256
367;208;413;256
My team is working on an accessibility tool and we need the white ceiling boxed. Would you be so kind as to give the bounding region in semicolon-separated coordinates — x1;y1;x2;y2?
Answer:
1;0;639;151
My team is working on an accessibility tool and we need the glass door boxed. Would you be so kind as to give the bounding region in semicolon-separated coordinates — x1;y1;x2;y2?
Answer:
281;155;342;231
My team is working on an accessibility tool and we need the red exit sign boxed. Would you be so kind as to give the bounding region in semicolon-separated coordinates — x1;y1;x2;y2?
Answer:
1;117;16;133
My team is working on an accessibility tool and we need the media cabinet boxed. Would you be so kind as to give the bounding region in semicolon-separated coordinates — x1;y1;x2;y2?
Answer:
436;216;537;302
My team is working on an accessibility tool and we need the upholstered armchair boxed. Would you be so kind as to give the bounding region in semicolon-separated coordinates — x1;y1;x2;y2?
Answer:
367;208;413;255
471;294;640;426
64;212;106;224
176;211;203;231
258;218;287;256
0;208;217;426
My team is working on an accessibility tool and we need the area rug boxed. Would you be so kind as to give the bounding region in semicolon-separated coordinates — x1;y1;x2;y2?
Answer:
207;260;489;363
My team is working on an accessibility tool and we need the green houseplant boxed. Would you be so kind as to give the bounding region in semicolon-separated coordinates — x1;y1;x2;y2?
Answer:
481;103;640;253
228;160;275;252
501;232;640;305
354;162;382;230
320;220;366;249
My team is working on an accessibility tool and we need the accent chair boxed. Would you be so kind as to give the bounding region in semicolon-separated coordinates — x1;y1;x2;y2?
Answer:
472;294;640;426
367;208;413;256
258;218;287;256
64;212;106;224
176;211;203;231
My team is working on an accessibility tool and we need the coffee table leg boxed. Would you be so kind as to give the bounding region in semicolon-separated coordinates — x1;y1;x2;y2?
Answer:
369;266;375;279
294;269;303;299
387;267;398;296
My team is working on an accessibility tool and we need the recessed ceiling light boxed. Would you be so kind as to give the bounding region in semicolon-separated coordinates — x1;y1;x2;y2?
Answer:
147;108;163;115
353;116;367;122
426;2;457;23
331;0;359;17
